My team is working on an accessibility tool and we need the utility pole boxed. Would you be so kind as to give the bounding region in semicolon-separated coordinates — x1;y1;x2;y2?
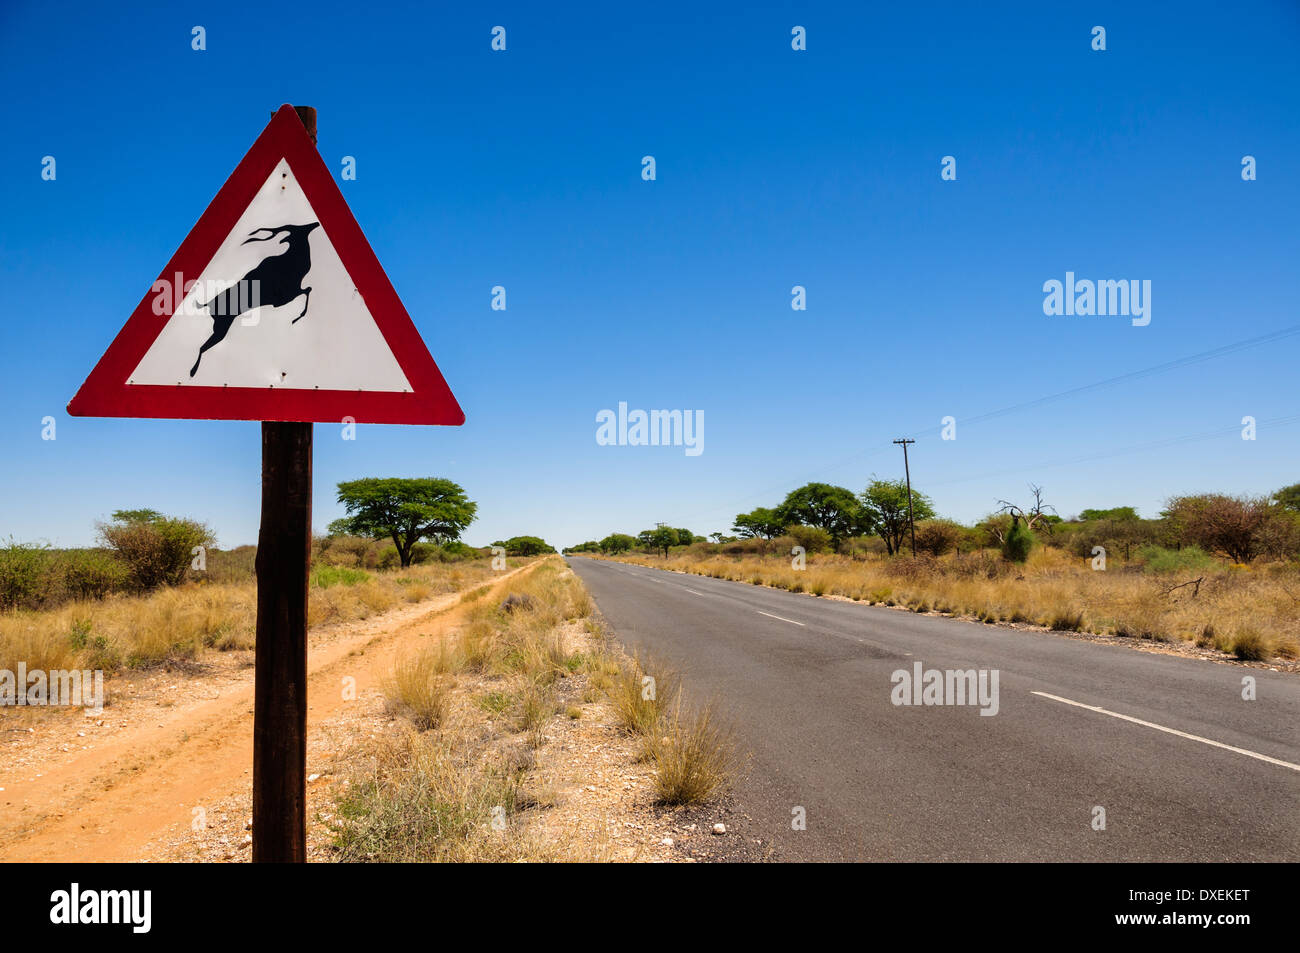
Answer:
893;438;917;556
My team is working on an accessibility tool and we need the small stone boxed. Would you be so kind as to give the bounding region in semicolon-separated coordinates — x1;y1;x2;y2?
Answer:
660;837;674;847
712;823;726;835
307;773;320;783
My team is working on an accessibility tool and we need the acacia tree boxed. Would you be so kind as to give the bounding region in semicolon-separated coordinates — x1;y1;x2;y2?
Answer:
775;483;864;547
638;526;679;556
1274;483;1300;514
599;533;636;554
732;507;786;540
332;478;477;568
860;479;935;556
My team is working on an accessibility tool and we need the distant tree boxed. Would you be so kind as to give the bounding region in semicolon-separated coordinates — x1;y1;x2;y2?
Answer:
639;526;679;557
732;507;786;540
496;535;554;556
333;478;477;568
709;532;738;544
995;485;1057;536
599;533;636;554
111;508;165;525
860;479;935;556
775;484;863;546
1077;506;1139;522
674;528;695;545
1274;483;1300;514
1163;493;1295;564
98;511;214;590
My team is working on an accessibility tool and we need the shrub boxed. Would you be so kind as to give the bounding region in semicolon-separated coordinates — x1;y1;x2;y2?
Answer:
384;647;458;730
440;540;479;560
59;549;130;600
783;525;833;555
913;519;963;557
1231;627;1272;661
312;565;372;588
1163;493;1298;563
648;701;733;805
1135;544;1216;573
318;534;373;567
0;539;52;609
1001;520;1036;563
98;513;214;591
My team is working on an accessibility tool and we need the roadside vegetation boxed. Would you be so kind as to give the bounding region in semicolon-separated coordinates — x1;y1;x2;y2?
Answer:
569;481;1300;662
0;476;561;681
332;559;734;861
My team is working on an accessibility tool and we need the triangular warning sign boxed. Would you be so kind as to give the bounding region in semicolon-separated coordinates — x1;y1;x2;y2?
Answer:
68;104;464;425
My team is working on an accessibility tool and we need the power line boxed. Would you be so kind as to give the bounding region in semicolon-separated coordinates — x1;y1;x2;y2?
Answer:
925;412;1300;489
669;322;1300;528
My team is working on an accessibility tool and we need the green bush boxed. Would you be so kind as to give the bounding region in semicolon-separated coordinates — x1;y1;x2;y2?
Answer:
497;536;554;557
1001;520;1036;563
312;565;372;588
1136;544;1216;573
782;525;833;555
98;513;215;591
0;539;52;609
59;549;129;600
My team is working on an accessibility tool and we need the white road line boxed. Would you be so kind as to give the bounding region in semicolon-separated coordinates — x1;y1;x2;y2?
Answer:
756;610;805;627
1032;691;1300;772
681;587;705;595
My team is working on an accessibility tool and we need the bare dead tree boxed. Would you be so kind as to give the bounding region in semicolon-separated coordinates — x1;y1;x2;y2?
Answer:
995;484;1058;536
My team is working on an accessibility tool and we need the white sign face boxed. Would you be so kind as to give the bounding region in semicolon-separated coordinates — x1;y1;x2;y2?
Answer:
129;159;413;392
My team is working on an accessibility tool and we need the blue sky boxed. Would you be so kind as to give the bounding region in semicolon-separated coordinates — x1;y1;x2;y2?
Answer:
2;1;1298;549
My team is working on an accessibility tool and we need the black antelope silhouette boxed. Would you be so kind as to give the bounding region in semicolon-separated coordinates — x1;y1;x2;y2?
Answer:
189;222;320;377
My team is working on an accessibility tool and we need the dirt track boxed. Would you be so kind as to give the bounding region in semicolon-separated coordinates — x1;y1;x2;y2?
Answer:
0;563;537;862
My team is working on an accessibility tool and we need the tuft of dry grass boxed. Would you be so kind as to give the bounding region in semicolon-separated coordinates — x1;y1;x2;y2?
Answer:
646;700;734;805
1231;627;1273;661
384;644;458;730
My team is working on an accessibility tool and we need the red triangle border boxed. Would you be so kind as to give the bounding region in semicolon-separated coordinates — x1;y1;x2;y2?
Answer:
68;104;465;426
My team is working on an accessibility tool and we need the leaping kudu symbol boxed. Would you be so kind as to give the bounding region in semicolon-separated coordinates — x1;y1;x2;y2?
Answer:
189;221;320;377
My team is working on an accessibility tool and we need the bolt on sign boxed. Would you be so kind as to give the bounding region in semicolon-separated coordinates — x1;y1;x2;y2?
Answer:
68;103;463;425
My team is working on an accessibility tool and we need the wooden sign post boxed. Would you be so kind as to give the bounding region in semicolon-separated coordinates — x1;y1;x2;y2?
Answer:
67;103;465;863
252;106;317;864
253;96;316;850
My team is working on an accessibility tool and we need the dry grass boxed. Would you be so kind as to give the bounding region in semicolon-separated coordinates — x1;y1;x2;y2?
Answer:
647;700;734;805
615;549;1300;661
383;645;458;730
0;557;507;679
334;558;737;860
333;724;536;862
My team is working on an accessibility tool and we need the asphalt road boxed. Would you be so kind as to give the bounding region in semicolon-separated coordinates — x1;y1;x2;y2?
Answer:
567;556;1300;861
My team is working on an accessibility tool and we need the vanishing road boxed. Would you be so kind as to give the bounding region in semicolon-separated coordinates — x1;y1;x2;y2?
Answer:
568;556;1300;862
